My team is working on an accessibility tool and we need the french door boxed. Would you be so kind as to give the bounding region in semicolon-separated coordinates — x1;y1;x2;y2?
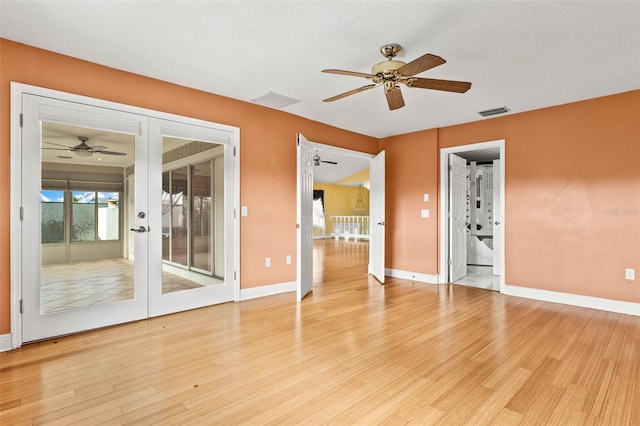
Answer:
17;88;238;343
148;119;236;317
21;94;149;342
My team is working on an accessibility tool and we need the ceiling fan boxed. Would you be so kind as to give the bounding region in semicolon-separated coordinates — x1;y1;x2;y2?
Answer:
314;151;337;166
322;44;472;110
44;136;126;157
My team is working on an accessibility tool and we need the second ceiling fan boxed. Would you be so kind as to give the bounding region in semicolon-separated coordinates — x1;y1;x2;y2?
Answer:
322;44;472;110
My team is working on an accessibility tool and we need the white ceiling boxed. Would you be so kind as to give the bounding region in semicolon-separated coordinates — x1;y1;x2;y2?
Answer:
1;1;638;141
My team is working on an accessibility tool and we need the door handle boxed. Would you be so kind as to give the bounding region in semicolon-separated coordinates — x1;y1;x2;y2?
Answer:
377;221;386;226
130;226;148;233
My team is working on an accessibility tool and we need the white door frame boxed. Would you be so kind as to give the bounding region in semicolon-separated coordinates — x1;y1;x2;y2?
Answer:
439;139;505;291
9;82;240;349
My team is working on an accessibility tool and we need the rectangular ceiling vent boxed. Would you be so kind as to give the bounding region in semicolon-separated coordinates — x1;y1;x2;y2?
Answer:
478;106;510;117
251;91;300;109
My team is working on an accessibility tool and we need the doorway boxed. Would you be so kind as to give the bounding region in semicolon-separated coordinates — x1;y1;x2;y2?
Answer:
296;135;384;300
439;140;505;291
10;84;239;346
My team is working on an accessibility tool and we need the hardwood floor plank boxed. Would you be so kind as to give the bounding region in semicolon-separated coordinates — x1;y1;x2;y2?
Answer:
1;239;639;425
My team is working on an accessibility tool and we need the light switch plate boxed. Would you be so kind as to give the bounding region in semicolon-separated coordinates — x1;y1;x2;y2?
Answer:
241;206;248;217
424;193;429;202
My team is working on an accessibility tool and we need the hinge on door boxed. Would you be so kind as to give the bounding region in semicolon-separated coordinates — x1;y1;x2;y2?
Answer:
233;209;236;219
20;299;23;314
234;271;237;280
448;165;452;171
233;146;236;156
20;207;24;221
447;259;452;266
20;113;24;128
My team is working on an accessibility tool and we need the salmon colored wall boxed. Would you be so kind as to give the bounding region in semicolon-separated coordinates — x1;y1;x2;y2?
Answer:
379;91;639;304
1;39;638;336
380;129;440;274
438;91;640;303
0;39;378;334
312;183;370;235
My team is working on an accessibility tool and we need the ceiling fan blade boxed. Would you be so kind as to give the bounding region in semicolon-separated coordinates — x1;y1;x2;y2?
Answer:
321;160;338;165
89;145;108;151
97;150;127;156
44;141;73;149
43;147;71;151
397;53;446;77
323;84;377;102
385;85;405;110
322;69;377;79
407;77;471;93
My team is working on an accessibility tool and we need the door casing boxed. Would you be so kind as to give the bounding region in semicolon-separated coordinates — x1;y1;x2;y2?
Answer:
439;139;505;289
9;82;240;349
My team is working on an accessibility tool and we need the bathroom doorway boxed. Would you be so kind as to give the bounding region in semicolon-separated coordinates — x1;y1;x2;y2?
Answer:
440;140;505;291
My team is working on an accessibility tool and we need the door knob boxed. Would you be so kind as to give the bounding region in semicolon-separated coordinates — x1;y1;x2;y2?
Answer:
130;226;147;233
494;221;500;225
377;221;386;226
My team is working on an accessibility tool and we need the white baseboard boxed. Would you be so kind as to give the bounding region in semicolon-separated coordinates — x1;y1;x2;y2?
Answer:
385;268;440;284
0;334;13;352
384;268;638;316
240;281;296;301
503;284;640;317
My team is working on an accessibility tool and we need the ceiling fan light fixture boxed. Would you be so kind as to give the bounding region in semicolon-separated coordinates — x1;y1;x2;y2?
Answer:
74;149;93;157
371;59;406;76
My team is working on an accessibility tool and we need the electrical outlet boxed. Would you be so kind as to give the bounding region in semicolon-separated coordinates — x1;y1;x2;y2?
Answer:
625;268;635;280
286;255;292;265
265;257;271;268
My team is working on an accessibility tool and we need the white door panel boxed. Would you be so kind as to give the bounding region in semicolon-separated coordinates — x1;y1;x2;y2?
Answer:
369;151;386;283
21;94;148;343
449;153;467;283
492;160;502;283
297;134;314;300
148;119;236;317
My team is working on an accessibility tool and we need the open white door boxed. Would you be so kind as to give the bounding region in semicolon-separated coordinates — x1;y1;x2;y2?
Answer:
492;159;502;283
369;151;386;283
296;134;314;301
449;153;467;282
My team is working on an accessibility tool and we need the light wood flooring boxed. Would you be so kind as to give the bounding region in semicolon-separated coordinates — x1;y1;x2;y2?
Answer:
2;239;639;425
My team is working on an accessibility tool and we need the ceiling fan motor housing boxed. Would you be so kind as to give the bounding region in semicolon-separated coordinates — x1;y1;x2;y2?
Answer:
371;60;406;77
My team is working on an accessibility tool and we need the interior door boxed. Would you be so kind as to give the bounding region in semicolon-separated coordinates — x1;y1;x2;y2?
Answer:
449;153;467;282
296;134;314;301
369;150;386;283
492;159;502;283
148;118;237;316
21;94;149;343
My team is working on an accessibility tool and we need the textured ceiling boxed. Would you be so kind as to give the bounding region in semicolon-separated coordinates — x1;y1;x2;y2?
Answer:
1;1;639;141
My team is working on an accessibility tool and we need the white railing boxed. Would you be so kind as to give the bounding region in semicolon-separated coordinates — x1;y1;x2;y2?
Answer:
330;216;370;240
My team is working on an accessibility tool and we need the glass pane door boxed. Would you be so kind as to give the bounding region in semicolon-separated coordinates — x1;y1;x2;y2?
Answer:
22;94;149;342
148;119;234;317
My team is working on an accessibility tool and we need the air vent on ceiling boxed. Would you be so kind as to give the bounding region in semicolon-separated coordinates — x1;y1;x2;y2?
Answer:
478;106;510;117
251;91;300;109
